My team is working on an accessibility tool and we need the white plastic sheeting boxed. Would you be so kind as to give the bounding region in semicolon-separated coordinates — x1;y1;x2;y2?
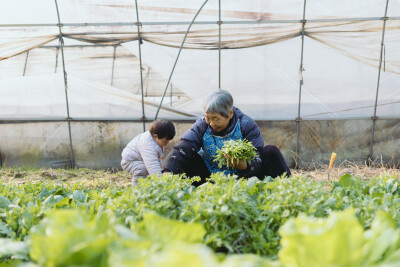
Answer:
1;0;400;168
0;73;196;119
1;0;399;120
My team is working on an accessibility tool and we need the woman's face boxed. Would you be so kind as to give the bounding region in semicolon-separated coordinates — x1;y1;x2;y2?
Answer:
204;109;233;132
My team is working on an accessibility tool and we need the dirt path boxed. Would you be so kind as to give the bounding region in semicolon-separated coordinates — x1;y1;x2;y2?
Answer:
1;165;399;186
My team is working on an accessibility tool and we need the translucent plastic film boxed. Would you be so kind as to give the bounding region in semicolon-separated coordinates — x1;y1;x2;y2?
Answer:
1;0;400;120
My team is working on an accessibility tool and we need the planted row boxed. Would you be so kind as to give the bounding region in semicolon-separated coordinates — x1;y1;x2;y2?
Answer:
1;172;400;257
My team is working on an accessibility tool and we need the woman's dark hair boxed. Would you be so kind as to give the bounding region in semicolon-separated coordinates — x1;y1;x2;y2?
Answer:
149;120;176;140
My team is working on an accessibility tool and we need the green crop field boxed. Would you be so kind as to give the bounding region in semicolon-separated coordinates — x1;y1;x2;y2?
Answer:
1;168;400;266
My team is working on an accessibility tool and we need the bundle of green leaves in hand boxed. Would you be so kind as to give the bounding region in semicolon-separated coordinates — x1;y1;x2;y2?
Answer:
214;139;257;169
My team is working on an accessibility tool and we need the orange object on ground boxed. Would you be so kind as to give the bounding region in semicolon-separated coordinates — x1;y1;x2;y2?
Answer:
329;152;337;170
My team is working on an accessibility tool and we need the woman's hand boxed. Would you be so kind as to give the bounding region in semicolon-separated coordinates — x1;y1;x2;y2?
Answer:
224;154;247;171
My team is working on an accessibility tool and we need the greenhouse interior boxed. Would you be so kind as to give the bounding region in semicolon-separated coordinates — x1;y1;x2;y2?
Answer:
1;0;400;169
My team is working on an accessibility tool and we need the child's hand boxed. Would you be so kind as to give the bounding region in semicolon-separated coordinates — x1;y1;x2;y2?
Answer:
223;154;247;171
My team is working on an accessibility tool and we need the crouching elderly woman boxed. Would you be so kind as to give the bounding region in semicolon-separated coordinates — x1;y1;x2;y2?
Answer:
163;89;291;185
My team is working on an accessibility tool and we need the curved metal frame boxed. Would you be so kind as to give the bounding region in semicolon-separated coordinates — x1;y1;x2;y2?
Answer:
154;0;209;120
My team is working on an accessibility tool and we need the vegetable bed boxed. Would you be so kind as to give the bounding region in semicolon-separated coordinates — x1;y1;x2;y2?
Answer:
1;168;400;266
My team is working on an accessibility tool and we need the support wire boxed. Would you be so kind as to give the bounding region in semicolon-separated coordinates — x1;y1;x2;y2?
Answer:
111;45;117;86
22;51;29;76
2;16;400;28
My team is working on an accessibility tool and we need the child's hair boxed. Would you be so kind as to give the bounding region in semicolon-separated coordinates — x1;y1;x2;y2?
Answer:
149;120;176;140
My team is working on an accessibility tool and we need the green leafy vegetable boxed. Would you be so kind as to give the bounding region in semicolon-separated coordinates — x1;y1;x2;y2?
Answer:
279;208;365;267
214;139;257;168
30;210;113;267
279;208;400;267
2;168;400;266
0;238;29;261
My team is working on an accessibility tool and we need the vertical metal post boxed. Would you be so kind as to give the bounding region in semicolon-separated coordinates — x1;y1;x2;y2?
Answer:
218;0;222;89
155;0;209;120
296;0;307;158
23;51;29;76
369;0;390;162
134;0;146;131
111;45;117;86
55;0;75;168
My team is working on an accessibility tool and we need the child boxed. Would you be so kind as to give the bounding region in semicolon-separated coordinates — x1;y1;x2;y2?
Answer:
121;120;175;187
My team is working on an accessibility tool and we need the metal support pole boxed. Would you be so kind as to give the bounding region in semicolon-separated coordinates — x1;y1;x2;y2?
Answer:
22;51;29;76
134;0;146;132
55;0;75;168
218;0;222;89
296;0;307;159
155;0;209;120
111;45;117;86
369;0;390;162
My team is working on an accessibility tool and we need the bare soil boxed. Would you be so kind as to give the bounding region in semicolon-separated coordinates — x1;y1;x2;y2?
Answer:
1;164;399;186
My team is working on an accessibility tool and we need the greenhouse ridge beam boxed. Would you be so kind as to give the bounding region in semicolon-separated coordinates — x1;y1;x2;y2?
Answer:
55;0;75;168
2;17;400;28
134;0;146;132
2;116;400;124
296;0;307;159
369;0;390;162
154;0;209;120
0;118;197;123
